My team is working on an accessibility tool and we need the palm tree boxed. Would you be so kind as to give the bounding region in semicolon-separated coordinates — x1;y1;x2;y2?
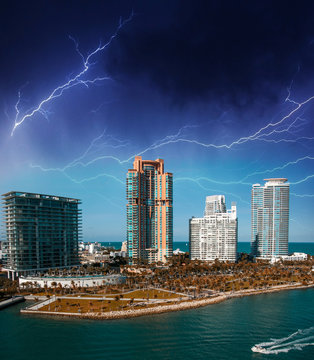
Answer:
51;282;57;294
57;298;61;311
57;283;63;295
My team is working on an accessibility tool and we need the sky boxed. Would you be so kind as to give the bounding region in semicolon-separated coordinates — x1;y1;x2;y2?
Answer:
1;0;314;243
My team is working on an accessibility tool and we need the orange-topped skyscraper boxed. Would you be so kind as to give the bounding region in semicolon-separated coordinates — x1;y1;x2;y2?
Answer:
126;156;173;264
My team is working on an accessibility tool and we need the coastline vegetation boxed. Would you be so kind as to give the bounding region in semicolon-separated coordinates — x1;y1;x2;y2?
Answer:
11;253;314;319
122;254;314;295
1;252;313;319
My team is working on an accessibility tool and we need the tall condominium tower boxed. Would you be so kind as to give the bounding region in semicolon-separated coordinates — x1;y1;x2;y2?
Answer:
126;156;173;264
189;196;238;262
2;191;81;279
204;195;226;216
251;178;289;258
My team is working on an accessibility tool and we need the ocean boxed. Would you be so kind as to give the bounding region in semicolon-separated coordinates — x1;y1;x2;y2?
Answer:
1;241;312;359
0;288;313;359
99;241;314;255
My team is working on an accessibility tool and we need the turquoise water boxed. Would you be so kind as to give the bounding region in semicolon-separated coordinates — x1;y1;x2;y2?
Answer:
101;241;314;255
0;288;313;359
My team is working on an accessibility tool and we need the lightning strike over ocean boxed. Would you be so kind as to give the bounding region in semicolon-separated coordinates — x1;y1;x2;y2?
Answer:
1;3;314;360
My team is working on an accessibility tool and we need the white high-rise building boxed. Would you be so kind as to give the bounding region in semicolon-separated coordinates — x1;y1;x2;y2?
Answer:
251;178;289;258
204;195;226;216
189;196;238;262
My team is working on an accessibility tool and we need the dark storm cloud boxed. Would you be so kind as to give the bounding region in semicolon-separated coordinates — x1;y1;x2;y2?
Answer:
107;0;314;108
2;0;314;116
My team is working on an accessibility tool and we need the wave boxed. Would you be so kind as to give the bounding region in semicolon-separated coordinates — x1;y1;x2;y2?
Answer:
251;327;314;354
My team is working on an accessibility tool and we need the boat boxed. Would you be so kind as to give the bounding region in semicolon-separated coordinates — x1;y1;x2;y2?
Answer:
251;345;264;353
251;344;270;354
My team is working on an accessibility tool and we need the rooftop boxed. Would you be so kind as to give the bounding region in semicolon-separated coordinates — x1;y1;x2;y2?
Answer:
2;191;80;203
264;178;288;182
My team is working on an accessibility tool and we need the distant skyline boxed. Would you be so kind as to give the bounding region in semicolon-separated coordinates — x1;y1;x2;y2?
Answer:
1;1;314;243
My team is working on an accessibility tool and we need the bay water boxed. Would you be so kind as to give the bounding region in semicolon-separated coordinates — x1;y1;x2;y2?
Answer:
1;242;313;359
102;241;314;255
0;288;313;359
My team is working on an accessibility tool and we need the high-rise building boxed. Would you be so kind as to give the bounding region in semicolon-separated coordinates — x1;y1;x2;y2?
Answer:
2;191;81;279
189;195;238;262
204;195;226;216
251;178;289;258
126;156;173;264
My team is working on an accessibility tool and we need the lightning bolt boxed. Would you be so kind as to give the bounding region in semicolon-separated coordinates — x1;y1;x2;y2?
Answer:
140;81;314;152
30;113;314;188
254;136;314;144
31;124;198;175
37;88;314;176
11;11;134;135
30;128;129;185
255;116;305;139
174;177;249;205
285;64;301;105
29;73;314;190
174;155;314;187
291;193;314;198
240;156;314;182
175;175;314;203
66;111;312;173
175;154;314;197
114;99;313;155
290;174;314;185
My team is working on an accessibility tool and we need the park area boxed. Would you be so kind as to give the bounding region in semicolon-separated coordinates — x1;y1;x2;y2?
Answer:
24;288;190;315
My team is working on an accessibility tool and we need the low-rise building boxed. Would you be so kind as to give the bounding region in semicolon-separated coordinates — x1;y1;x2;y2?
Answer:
173;248;185;255
121;241;127;253
110;251;127;258
270;252;308;263
19;274;126;288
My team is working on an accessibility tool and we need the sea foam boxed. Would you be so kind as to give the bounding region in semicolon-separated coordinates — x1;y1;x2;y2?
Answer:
251;327;314;354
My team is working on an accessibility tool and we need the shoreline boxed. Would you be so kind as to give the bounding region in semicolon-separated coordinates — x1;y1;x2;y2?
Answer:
20;283;314;320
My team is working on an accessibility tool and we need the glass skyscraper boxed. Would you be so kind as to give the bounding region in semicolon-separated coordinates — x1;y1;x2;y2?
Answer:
2;191;81;279
251;178;289;258
126;156;173;264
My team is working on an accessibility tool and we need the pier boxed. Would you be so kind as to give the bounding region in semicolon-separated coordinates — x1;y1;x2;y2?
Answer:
0;296;25;310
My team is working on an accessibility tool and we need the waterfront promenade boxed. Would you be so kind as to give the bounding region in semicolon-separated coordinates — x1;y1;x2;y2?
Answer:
0;296;25;310
20;283;314;320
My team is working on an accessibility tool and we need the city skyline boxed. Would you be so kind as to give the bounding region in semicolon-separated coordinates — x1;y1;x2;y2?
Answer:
1;1;314;243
